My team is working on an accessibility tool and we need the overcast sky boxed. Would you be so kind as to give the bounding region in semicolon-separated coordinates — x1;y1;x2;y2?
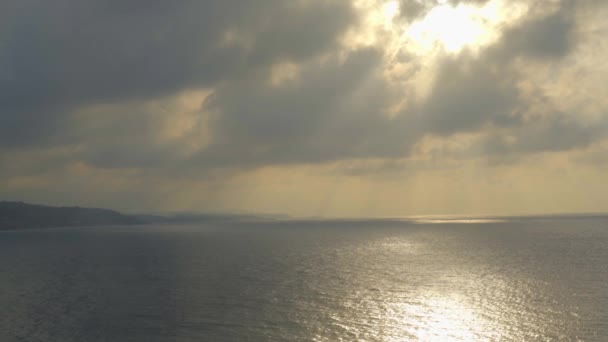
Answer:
2;0;607;217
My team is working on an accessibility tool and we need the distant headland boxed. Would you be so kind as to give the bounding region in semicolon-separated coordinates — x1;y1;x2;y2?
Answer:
0;201;278;230
0;201;141;230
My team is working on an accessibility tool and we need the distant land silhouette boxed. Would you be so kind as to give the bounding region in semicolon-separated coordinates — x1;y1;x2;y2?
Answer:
0;201;281;230
0;201;141;230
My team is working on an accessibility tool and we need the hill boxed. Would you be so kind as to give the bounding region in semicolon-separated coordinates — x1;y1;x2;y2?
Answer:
0;201;141;230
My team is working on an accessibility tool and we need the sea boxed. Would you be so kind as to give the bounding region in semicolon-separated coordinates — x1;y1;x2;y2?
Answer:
1;216;607;341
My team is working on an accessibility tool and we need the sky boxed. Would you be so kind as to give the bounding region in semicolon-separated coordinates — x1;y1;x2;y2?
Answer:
1;0;608;217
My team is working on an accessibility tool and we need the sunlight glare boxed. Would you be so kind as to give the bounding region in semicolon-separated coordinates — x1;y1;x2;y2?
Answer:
383;294;490;341
405;3;495;54
382;1;400;29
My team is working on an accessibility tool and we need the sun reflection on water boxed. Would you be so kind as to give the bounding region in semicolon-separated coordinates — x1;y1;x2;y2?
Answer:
414;218;506;224
383;294;492;341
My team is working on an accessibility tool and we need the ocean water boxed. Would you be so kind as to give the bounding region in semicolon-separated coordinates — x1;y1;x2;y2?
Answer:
1;217;607;341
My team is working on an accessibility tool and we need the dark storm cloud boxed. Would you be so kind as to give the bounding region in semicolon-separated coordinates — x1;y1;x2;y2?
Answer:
75;108;185;169
1;0;606;181
78;0;593;171
417;55;520;135
481;114;608;157
496;9;575;60
184;0;582;170
2;0;355;107
0;108;72;147
0;0;355;146
197;48;410;168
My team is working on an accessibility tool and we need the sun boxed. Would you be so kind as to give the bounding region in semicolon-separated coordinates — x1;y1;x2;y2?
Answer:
382;1;400;21
406;4;486;53
349;0;519;58
381;1;400;29
404;2;501;54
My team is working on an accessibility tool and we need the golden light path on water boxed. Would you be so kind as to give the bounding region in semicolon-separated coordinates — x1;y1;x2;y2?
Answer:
342;236;502;342
384;294;488;341
302;219;588;342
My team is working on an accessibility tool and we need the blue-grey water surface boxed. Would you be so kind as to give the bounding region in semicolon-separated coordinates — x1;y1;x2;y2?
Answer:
1;217;607;341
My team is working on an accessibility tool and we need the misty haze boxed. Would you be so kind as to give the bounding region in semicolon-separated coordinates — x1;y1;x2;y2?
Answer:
2;0;608;341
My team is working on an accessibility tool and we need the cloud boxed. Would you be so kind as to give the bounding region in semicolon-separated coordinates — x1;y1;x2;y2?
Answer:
0;0;355;146
198;47;409;168
496;7;575;60
415;54;520;135
399;1;430;21
482;114;608;157
1;0;608;215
